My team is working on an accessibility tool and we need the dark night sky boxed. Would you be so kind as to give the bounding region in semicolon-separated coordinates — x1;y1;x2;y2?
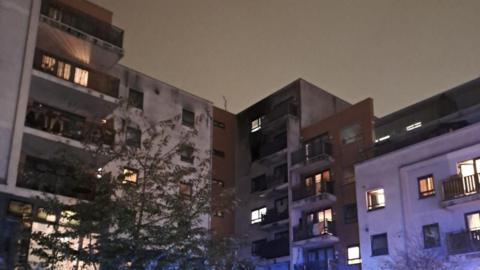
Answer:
93;0;480;116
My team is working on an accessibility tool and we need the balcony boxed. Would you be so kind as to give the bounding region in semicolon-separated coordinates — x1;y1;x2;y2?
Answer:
291;182;336;211
25;102;114;147
17;155;95;200
294;261;334;270
441;174;480;207
257;138;287;161
291;141;333;174
293;221;338;248
446;230;480;255
262;103;298;129
256;238;290;259
37;0;124;68
261;209;289;228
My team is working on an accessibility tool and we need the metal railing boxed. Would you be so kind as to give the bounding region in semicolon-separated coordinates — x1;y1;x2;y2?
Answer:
263;103;298;127
294;261;333;270
261;209;288;225
25;102;115;146
291;141;332;165
41;0;124;48
257;237;290;259
442;174;480;201
258;138;287;158
293;220;336;242
446;230;480;255
33;50;120;98
292;181;334;202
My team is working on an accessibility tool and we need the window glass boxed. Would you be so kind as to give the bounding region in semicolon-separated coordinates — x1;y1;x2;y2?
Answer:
128;89;144;110
371;233;388;256
251;207;266;224
213;149;225;158
73;67;88;86
423;223;441;248
340;123;361;145
251;175;267;193
41;55;56;72
57;61;71;80
367;188;385;210
418;175;435;198
251;117;263;133
347;245;361;264
212;179;224;187
126;127;141;148
180;183;192;197
467;212;480;231
180;145;194;163
182;109;195;127
8;200;33;218
252;239;266;256
37;208;56;223
344;203;358;224
123;168;138;183
213;120;225;129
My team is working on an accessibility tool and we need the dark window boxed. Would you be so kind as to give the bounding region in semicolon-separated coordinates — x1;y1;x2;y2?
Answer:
213;149;225;158
180;145;194;163
423;223;440;248
213;120;225;129
213;210;224;217
128;89;144;110
252;239;266;256
418;175;435;198
182;109;195;127
251;175;267;193
273;163;288;183
180;182;192;197
126;127;141;148
344;203;358;224
274;231;289;239
340;123;361;145
212;179;224;187
371;233;388;256
367;188;385;211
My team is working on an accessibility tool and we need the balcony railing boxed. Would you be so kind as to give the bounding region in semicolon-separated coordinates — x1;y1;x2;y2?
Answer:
33;50;120;98
293;220;336;242
25;102;114;146
40;0;124;48
442;174;480;201
261;209;289;225
258;139;287;159
291;141;332;166
292;181;334;202
257;237;290;259
294;261;333;270
17;155;95;200
263;103;298;127
446;230;480;255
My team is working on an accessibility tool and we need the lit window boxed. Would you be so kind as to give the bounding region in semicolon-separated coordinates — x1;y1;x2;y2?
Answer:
466;211;480;232
423;223;440;248
418;175;435;198
41;55;56;72
128;89;144;110
180;182;192;197
251;207;266;224
8;200;32;218
367;188;385;211
182;109;195;127
123;168;138;183
340;123;361;145
375;135;390;143
406;122;422;131
251;117;263;133
371;233;388;256
57;61;71;80
37;208;56;223
60;210;79;226
347;245;361;264
74;67;89;86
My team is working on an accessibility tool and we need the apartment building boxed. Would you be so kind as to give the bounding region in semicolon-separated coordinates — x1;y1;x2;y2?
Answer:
355;78;480;270
0;0;213;268
289;99;374;270
234;79;361;269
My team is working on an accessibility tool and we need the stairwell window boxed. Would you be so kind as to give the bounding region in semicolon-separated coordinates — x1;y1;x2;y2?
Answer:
182;109;195;127
251;207;266;224
347;245;361;264
74;67;89;86
367;188;385;211
418;175;435;198
251;117;263;133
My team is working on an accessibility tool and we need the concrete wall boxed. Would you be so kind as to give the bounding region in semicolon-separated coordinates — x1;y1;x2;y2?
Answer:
356;121;480;270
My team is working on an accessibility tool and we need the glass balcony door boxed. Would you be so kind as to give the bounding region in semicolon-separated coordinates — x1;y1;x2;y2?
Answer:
306;247;334;270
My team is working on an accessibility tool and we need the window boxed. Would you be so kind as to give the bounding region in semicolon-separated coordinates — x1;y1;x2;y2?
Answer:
180;182;192;197
123;167;138;184
274;231;289;239
304;169;331;194
212;179;224;187
347;245;361;264
213;149;225;158
213;120;225;129
275;197;288;214
213;210;224;217
60;210;79;226
128;89;144;110
8;200;33;218
73;67;89;86
252;239;266;256
344;203;358;224
251;207;266;224
126;127;141;148
423;223;440;248
367;188;385;211
37;208;56;223
371;233;388;256
466;211;480;232
41;55;56;72
273;163;288;183
251;175;267;193
418;175;435;198
406;122;422;131
340;123;361;145
180;145;194;163
182;109;195;127
251;116;263;133
57;61;71;80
